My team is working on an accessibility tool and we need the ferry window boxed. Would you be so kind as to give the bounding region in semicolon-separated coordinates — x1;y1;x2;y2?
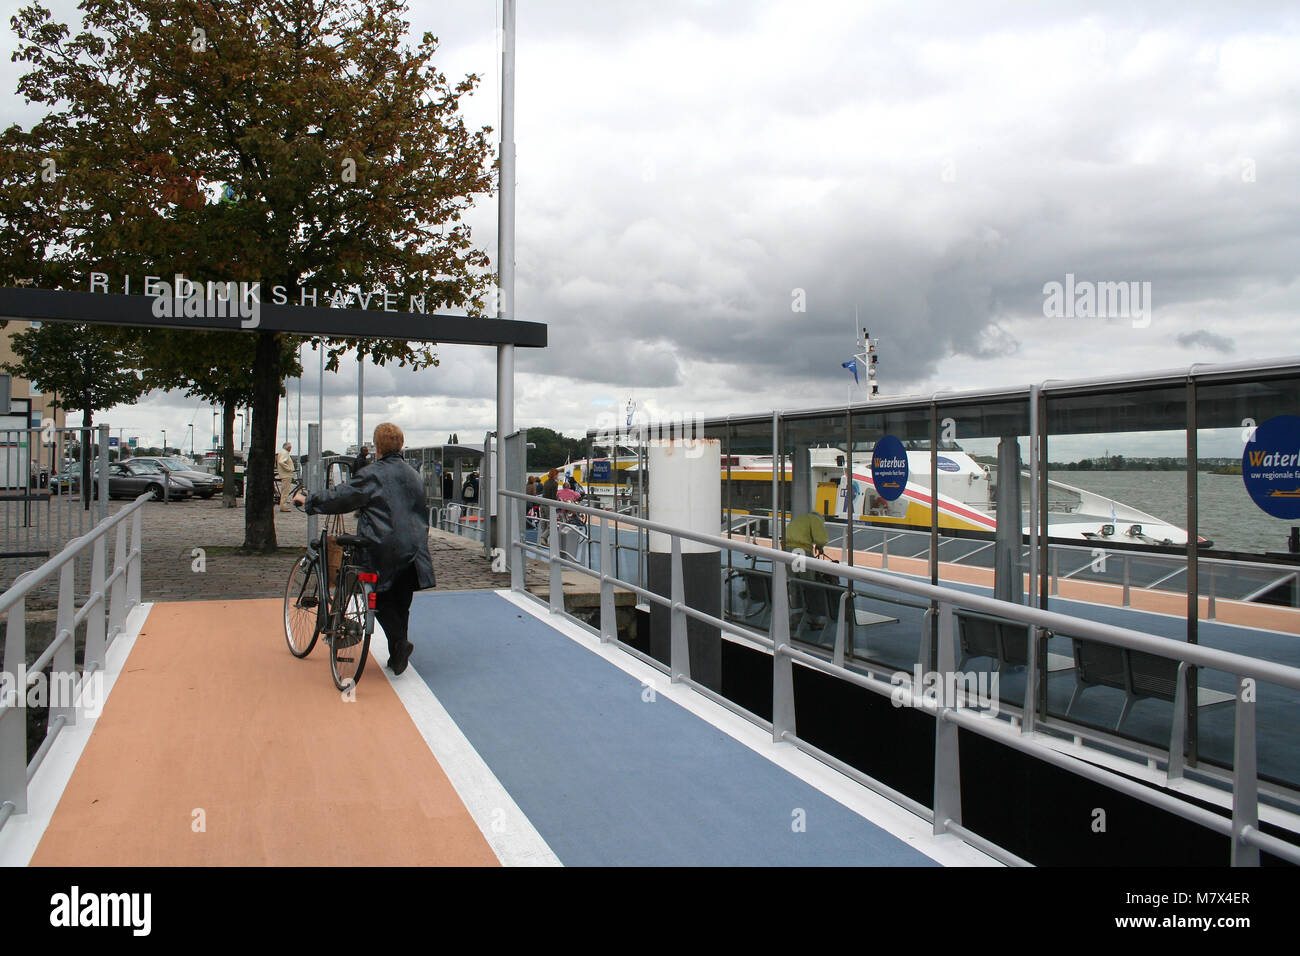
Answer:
1194;374;1300;789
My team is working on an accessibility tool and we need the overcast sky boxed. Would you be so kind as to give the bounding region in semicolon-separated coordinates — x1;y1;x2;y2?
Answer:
2;0;1297;457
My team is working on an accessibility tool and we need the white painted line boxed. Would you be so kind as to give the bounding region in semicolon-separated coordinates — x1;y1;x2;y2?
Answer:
373;621;561;867
0;602;153;867
496;589;998;867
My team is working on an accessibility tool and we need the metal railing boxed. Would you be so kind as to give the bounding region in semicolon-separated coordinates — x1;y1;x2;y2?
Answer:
504;490;1300;867
0;492;149;833
434;502;488;543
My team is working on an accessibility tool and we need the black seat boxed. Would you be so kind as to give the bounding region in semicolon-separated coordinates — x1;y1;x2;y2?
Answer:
791;577;835;646
335;533;366;548
725;567;772;622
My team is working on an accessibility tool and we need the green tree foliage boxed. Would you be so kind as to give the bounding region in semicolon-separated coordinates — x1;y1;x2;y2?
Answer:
524;426;591;470
2;322;145;428
3;0;495;550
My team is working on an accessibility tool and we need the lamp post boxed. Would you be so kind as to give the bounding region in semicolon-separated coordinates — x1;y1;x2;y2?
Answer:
161;428;167;455
236;413;244;451
189;423;195;457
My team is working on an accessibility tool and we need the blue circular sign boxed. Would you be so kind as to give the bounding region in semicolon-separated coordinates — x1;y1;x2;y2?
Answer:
871;435;909;502
1242;414;1300;520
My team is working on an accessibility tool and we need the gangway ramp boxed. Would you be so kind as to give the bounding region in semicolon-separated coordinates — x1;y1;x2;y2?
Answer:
3;592;989;867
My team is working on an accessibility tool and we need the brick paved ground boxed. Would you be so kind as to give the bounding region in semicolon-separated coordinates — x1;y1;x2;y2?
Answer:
2;495;543;609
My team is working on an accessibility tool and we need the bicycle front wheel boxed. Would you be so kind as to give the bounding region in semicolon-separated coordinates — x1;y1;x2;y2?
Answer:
329;570;372;691
284;555;322;658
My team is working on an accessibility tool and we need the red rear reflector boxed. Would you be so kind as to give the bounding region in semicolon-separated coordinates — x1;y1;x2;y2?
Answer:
367;593;377;609
358;572;378;583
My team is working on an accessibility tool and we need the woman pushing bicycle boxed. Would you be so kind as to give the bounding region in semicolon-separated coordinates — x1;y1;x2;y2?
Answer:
293;422;435;675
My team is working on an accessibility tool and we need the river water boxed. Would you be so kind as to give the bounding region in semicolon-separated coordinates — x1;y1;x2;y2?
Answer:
1050;470;1294;555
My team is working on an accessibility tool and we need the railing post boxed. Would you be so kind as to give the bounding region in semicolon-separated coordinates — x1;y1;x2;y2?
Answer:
1168;660;1189;781
97;423;110;524
510;499;524;592
670;535;689;682
600;517;615;643
1122;554;1131;607
52;562;78;731
84;533;107;673
548;507;563;615
771;561;794;742
833;589;850;667
1022;624;1039;734
1230;676;1259;866
1207;564;1217;621
108;521;127;643
882;532;889;569
933;601;962;836
1;595;29;815
918;607;936;674
126;506;142;606
1051;548;1059;596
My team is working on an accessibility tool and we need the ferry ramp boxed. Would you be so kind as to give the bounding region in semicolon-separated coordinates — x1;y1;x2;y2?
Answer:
1;589;984;867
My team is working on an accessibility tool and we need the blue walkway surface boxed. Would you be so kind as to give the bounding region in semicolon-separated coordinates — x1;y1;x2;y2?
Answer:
405;590;937;866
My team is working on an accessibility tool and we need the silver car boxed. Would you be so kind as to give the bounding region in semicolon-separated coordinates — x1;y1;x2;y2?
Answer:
130;456;224;498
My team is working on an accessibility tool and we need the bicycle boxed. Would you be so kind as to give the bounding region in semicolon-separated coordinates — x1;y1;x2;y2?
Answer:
282;487;377;691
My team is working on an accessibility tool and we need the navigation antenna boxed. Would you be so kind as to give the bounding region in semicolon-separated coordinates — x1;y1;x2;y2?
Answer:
849;314;880;400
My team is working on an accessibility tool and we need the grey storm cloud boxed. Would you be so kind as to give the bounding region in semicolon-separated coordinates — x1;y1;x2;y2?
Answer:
1176;330;1236;353
5;0;1299;434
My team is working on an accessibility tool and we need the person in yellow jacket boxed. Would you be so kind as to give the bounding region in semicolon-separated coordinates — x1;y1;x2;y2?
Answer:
276;442;296;512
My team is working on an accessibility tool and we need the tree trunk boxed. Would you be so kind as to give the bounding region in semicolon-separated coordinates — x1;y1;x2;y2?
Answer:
242;332;282;552
222;401;237;508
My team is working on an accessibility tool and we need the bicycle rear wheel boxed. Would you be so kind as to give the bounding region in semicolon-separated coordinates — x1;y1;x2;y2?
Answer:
284;555;322;658
329;570;372;691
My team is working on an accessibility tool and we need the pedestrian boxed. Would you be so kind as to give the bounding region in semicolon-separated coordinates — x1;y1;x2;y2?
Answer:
462;471;479;504
540;468;560;543
276;442;295;512
443;470;454;500
353;443;371;474
294;422;435;676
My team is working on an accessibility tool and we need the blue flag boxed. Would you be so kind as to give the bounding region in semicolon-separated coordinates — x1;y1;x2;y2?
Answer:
842;359;859;384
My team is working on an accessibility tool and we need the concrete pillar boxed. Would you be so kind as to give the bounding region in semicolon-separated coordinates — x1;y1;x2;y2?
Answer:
647;437;722;691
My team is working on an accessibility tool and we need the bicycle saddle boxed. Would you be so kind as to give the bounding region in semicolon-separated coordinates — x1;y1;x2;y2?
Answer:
335;533;367;548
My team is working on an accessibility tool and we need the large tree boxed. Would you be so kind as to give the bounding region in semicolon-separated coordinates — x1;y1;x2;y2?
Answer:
3;0;495;551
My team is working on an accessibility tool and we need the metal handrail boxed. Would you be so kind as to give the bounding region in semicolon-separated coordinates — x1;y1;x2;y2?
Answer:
0;492;150;830
504;489;1300;866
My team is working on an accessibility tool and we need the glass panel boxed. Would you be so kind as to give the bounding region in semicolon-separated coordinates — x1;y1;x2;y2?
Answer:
841;405;933;671
1196;374;1300;788
933;398;1032;708
779;413;849;651
722;418;778;637
1041;384;1189;749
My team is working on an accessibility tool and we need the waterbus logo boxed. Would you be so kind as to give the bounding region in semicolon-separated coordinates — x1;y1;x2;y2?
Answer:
1042;273;1152;328
890;665;1000;715
1242;415;1300;520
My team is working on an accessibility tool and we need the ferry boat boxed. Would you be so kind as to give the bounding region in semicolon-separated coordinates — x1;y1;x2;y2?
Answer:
569;441;1197;547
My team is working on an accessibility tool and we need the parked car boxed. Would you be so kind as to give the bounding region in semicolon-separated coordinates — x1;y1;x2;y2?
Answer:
50;466;81;494
95;460;195;500
130;456;223;499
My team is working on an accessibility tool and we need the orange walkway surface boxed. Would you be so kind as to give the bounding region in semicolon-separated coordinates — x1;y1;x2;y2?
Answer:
30;599;498;866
